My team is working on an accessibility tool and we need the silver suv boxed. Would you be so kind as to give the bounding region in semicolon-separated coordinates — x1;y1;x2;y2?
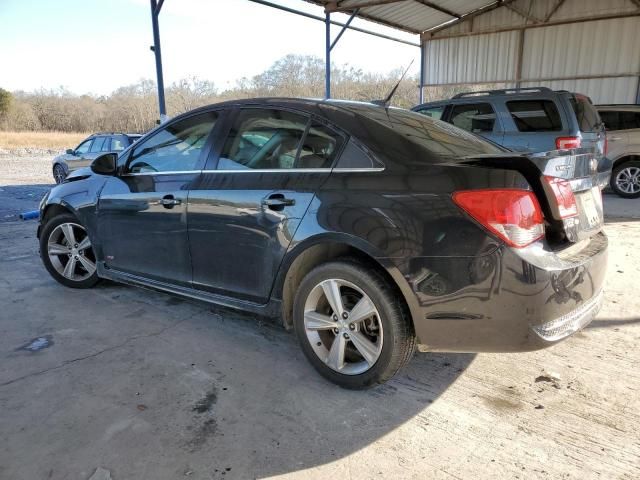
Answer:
52;133;141;184
597;105;640;198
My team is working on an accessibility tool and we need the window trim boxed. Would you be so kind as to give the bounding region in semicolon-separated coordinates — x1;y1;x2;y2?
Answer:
75;138;94;155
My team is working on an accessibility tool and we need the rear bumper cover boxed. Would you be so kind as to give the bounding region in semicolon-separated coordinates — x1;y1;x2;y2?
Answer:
395;231;608;352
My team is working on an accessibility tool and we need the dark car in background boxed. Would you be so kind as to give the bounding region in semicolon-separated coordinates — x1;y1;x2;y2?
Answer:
52;132;141;184
596;104;640;198
37;98;607;388
413;87;606;156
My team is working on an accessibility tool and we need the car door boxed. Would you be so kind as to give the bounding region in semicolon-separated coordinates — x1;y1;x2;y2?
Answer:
81;136;107;168
66;138;93;172
188;106;345;303
96;110;219;286
446;102;504;146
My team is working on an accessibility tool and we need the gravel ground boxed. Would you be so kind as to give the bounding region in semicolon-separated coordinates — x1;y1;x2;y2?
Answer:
0;152;639;479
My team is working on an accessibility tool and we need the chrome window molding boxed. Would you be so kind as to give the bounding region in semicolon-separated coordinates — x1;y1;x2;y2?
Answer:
120;167;385;176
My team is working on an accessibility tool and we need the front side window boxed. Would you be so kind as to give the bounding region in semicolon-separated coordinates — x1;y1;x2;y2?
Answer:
416;106;445;120
75;139;93;155
449;103;496;133
507;100;562;132
127;112;217;173
101;138;113;152
90;137;106;152
218;109;310;170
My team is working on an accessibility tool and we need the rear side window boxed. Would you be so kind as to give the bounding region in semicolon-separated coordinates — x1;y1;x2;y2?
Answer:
111;137;126;151
570;95;600;132
335;140;380;169
449;103;496;133
416;106;445;120
507;100;562;132
90;137;106;152
101;138;112;152
218;109;312;170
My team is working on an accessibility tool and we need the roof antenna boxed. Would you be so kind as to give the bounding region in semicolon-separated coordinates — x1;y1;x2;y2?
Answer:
371;59;414;108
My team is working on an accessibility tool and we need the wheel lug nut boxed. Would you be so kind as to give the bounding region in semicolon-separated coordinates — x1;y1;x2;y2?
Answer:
342;312;348;319
332;315;338;321
343;333;350;339
349;323;355;330
332;328;339;334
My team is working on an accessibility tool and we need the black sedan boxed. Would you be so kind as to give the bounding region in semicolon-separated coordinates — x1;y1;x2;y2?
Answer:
37;98;607;389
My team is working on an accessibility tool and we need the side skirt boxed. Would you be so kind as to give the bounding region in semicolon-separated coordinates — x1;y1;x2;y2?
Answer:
97;262;282;319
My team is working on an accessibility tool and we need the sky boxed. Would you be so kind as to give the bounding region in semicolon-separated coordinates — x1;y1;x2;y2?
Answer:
0;0;420;96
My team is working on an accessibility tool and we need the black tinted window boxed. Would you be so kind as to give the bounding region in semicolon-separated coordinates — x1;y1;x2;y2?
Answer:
128;112;217;173
297;122;343;168
335;140;379;169
450;103;496;132
218;109;309;170
507;100;562;132
599;111;620;131
570;95;600;132
416;106;445;120
101;138;112;152
620;111;640;130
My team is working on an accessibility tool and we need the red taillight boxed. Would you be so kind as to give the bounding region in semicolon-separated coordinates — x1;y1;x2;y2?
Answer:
452;189;545;248
556;136;581;149
603;135;608;156
543;176;578;218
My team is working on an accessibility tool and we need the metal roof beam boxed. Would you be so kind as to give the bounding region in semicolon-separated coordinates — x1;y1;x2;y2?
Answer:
544;0;565;22
413;1;461;19
424;0;518;38
247;0;420;44
330;0;403;10
504;2;543;24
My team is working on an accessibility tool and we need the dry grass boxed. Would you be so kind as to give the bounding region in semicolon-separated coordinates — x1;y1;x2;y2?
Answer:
0;131;89;150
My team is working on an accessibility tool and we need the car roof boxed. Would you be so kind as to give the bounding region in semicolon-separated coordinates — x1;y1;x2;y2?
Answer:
596;104;640;111
413;89;573;110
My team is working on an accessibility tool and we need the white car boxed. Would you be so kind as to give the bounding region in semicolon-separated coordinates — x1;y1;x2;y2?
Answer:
597;105;640;198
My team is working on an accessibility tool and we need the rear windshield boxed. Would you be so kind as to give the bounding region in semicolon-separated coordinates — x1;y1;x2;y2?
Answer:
570;95;601;132
507;100;562;132
344;105;504;157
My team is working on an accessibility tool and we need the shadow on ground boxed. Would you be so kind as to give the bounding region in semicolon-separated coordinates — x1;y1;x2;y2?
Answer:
0;223;474;479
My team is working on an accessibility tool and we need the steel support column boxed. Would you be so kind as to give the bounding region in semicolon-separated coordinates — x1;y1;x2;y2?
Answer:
419;42;425;104
150;0;166;119
325;12;331;99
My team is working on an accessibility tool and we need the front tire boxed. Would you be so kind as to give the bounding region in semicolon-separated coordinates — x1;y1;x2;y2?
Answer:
293;259;416;389
611;160;640;198
53;164;66;184
39;213;100;289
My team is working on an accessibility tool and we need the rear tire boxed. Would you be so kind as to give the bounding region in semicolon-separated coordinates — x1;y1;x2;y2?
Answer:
610;160;640;198
40;213;100;289
293;259;416;389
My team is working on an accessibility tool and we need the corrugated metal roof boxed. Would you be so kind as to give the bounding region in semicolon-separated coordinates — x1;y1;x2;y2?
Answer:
304;0;497;34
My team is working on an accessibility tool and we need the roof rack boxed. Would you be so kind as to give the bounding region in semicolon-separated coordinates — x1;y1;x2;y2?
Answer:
452;87;553;99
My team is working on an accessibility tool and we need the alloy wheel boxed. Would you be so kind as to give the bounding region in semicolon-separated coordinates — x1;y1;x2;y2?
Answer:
47;223;96;281
303;278;383;375
615;166;640;195
53;165;65;184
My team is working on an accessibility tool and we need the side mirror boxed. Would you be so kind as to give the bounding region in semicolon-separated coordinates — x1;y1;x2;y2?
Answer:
66;149;74;155
91;153;118;176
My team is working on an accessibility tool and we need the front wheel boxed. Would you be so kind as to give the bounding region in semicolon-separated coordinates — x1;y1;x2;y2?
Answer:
611;160;640;198
53;164;66;184
293;260;416;389
39;213;100;289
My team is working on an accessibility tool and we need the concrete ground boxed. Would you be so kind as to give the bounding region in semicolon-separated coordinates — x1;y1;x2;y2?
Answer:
1;155;639;479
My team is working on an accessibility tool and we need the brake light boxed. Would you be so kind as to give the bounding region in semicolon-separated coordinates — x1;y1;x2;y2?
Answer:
452;189;545;248
543;176;578;218
556;136;581;149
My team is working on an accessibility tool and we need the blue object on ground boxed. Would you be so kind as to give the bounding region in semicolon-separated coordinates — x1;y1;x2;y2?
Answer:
19;210;39;220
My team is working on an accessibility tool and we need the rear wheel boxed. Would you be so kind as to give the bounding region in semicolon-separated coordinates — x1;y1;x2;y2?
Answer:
611;160;640;198
53;164;66;184
293;260;415;389
39;213;100;289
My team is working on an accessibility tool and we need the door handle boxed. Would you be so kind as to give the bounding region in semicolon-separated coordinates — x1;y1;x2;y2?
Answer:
262;194;295;211
156;195;182;209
